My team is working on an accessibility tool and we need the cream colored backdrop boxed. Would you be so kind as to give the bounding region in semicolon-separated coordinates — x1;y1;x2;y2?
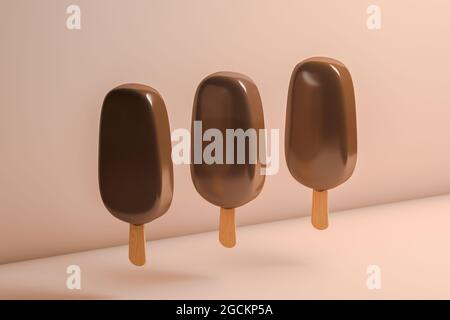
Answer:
1;0;450;263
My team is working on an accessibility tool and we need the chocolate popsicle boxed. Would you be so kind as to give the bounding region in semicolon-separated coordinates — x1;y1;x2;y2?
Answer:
99;84;173;265
285;57;357;230
191;72;265;248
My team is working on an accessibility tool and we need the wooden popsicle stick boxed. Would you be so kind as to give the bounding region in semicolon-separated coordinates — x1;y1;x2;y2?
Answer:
311;189;328;230
129;224;146;266
219;207;236;248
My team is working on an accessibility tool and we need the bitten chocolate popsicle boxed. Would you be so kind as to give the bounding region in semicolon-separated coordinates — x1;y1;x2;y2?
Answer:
99;84;173;265
285;57;357;230
191;72;265;248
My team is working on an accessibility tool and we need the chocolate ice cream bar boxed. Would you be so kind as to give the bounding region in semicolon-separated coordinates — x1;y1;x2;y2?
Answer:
285;57;357;230
99;83;173;265
191;72;265;247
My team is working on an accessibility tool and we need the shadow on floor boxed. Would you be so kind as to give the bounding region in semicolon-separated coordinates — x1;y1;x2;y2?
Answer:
215;249;306;269
97;268;210;287
0;288;111;300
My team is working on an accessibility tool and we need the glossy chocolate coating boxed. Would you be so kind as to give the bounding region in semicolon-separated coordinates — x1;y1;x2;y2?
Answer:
191;72;265;209
99;84;173;225
285;57;357;191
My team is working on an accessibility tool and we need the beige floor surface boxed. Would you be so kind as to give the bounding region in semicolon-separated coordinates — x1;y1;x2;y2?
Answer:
1;195;450;299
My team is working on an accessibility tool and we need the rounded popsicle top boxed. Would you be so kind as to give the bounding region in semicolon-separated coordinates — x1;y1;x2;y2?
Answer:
285;57;357;191
99;83;173;225
191;72;265;209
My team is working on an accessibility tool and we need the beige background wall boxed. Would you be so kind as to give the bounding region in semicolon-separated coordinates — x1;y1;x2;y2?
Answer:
1;0;450;264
